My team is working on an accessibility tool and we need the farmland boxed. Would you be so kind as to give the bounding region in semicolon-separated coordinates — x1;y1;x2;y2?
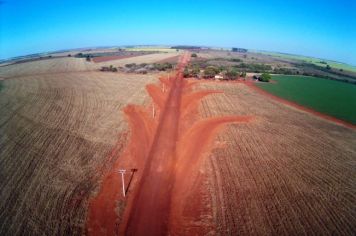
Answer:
0;57;93;78
0;56;160;235
0;50;355;235
255;75;356;124
124;47;178;53
258;51;356;73
198;81;356;235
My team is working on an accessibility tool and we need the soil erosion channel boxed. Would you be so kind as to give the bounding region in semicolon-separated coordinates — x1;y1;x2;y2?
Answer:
87;53;253;235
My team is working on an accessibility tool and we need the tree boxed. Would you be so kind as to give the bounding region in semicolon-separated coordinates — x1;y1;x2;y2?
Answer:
191;53;197;58
125;63;136;68
258;73;271;82
203;66;219;78
326;65;331;70
225;68;238;80
191;66;200;77
86;55;91;61
232;48;247;53
230;58;242;62
183;67;190;78
153;63;173;71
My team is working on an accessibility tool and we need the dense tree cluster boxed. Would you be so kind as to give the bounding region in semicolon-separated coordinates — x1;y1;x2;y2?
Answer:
232;48;248;53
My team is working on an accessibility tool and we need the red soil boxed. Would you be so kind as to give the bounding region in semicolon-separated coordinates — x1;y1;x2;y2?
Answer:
92;55;143;63
86;105;156;236
246;81;356;129
87;52;253;236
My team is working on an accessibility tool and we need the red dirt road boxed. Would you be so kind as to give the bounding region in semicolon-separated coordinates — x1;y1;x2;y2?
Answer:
87;52;253;235
122;53;190;235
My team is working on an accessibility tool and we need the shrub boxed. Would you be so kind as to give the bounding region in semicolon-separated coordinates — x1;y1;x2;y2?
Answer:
191;66;200;77
183;68;190;78
191;53;198;58
225;68;239;80
153;63;173;71
100;65;118;72
203;66;219;78
258;73;271;82
229;58;242;62
125;63;136;68
183;66;201;78
235;63;272;72
75;53;84;58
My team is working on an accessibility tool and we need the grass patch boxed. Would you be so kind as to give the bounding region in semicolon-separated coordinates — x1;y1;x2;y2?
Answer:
256;75;356;124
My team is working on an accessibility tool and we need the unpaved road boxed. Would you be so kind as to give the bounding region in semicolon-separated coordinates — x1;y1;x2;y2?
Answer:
123;53;190;235
87;53;252;235
120;53;251;235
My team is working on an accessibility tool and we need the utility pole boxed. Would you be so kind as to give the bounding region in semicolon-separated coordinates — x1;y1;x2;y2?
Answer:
152;104;155;118
118;169;126;197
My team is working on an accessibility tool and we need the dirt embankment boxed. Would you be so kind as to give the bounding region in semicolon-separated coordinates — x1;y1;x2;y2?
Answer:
87;53;253;235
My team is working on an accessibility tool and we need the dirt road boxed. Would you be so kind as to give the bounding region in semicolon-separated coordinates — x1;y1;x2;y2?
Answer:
87;53;252;235
123;53;190;235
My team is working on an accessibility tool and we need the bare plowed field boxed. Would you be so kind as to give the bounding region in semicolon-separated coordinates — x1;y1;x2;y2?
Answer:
95;52;181;68
0;55;355;235
92;55;141;63
197;81;356;235
0;57;93;78
0;72;156;235
0;52;181;78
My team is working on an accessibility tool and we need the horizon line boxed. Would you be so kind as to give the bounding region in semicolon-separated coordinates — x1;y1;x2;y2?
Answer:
1;44;355;67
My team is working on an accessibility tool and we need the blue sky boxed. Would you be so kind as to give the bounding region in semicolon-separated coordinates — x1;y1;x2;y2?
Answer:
1;0;355;64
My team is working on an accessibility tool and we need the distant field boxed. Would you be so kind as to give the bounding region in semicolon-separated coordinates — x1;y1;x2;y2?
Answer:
96;52;181;67
0;57;93;78
260;51;356;73
0;52;180;78
125;47;177;52
91;55;140;63
256;75;356;124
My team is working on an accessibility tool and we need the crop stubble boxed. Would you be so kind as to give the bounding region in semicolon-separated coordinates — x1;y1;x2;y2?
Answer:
0;72;156;235
0;53;355;235
198;81;356;235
